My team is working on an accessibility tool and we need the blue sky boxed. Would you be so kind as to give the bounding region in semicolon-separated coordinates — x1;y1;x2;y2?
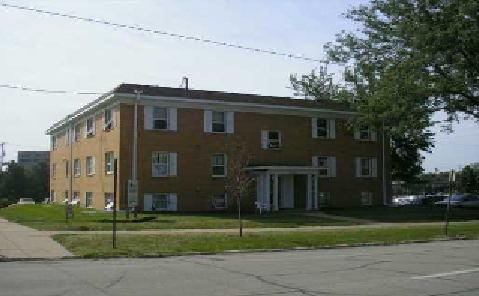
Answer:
0;0;477;172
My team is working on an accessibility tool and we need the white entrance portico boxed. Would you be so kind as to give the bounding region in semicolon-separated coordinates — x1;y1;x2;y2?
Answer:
249;166;319;211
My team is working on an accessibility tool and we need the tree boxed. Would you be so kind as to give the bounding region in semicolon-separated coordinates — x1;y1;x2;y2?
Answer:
459;165;478;193
27;162;50;203
225;138;254;237
292;0;478;181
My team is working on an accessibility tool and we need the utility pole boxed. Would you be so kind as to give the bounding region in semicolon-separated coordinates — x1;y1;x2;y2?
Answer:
445;170;455;236
0;142;6;170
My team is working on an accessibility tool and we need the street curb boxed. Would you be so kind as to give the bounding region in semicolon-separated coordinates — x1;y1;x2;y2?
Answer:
0;236;474;263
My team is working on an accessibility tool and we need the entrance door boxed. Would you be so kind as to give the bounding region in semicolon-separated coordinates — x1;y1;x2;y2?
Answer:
280;175;294;208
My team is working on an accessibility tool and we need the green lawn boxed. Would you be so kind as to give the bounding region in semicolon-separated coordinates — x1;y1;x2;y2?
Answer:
325;205;479;223
0;204;355;231
53;224;479;257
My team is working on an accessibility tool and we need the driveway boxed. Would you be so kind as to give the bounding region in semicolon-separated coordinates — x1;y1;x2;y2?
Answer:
0;218;71;259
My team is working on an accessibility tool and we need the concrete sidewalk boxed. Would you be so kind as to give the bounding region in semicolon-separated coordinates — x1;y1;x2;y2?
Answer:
43;220;479;236
0;218;72;259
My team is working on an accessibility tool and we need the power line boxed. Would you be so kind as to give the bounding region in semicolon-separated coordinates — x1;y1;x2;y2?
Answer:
0;2;322;63
0;84;102;95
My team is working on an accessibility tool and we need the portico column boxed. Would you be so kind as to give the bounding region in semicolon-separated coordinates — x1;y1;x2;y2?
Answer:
307;174;312;210
313;174;318;210
265;173;271;211
273;174;279;211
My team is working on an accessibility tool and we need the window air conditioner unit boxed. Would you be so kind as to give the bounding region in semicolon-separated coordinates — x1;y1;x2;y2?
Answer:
104;121;113;130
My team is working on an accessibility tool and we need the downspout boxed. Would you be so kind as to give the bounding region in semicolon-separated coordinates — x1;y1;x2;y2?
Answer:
132;90;142;212
382;122;387;205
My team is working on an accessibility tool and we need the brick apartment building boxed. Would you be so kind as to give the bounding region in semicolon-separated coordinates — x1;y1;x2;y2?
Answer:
47;84;391;212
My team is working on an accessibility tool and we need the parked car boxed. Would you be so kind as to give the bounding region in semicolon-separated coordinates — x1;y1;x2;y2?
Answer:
458;195;479;208
417;195;448;205
434;194;472;207
17;198;35;205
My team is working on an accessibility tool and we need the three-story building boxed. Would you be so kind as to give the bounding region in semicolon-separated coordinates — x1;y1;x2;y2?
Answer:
47;84;391;211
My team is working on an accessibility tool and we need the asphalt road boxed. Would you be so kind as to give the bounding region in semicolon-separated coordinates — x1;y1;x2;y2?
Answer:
1;240;478;296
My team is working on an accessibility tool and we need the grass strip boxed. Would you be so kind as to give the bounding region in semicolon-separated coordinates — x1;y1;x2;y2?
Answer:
53;224;479;257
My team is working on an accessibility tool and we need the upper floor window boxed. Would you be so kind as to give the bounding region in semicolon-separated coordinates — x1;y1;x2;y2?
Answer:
86;156;95;176
355;157;377;178
312;118;336;139
152;152;177;177
52;163;56;178
105;152;114;175
312;156;336;177
103;109;114;131
85;117;95;137
261;130;282;149
212;154;227;177
74;159;81;177
85;192;93;208
51;135;57;150
65;129;71;146
204;110;234;134
354;127;376;141
74;124;81;142
144;106;177;131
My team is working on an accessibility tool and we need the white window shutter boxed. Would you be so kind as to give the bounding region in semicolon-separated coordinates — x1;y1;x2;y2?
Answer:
355;157;361;177
113;108;117;127
168;194;178;211
143;194;152;211
84;121;88;138
92;117;96;135
311;118;317;138
261;130;268;149
312;156;318;167
204;110;212;133
329;157;337;177
226;111;234;134
92;157;96;174
168;108;178;131
329;119;336;139
168;152;177;176
372;157;378;177
144;106;153;130
370;128;377;141
224;154;228;177
354;131;360;140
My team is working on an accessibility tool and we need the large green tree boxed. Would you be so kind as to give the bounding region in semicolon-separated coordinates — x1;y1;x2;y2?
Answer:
292;0;478;182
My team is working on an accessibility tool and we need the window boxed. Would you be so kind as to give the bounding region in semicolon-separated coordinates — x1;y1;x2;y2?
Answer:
152;152;168;177
105;152;114;174
64;190;69;203
204;110;234;133
74;124;81;142
85;192;93;208
104;109;113;130
151;152;177;177
312;156;336;177
65;161;69;178
86;156;95;176
361;192;372;205
355;127;376;141
355;157;377;178
104;193;114;206
262;130;282;149
50;190;55;203
65;129;70;146
152;194;168;211
52;163;56;178
212;111;225;133
318;192;331;207
312;118;335;139
153;107;168;130
74;159;81;177
73;192;80;201
212;154;226;177
317;119;329;138
85;117;95;137
51;135;57;150
211;193;227;210
317;157;329;176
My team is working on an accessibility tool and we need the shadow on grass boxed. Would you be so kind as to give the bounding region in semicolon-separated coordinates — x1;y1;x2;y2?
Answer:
96;216;175;224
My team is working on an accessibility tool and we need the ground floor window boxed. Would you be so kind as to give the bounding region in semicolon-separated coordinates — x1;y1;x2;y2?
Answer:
104;193;114;206
50;190;55;202
64;190;69;203
85;192;93;208
152;194;168;211
361;192;372;206
318;192;331;207
144;193;177;211
211;193;227;210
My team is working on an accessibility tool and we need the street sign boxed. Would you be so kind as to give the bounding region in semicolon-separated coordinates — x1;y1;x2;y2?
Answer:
127;180;138;207
65;204;74;219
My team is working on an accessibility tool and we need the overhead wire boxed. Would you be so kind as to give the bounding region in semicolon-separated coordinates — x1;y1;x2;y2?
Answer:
0;84;102;95
0;2;322;63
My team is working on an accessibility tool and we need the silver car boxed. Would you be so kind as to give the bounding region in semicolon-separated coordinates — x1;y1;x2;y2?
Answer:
459;195;479;208
434;194;475;207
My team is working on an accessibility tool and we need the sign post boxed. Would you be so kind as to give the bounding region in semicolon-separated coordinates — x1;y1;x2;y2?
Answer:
127;180;138;219
445;170;455;236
